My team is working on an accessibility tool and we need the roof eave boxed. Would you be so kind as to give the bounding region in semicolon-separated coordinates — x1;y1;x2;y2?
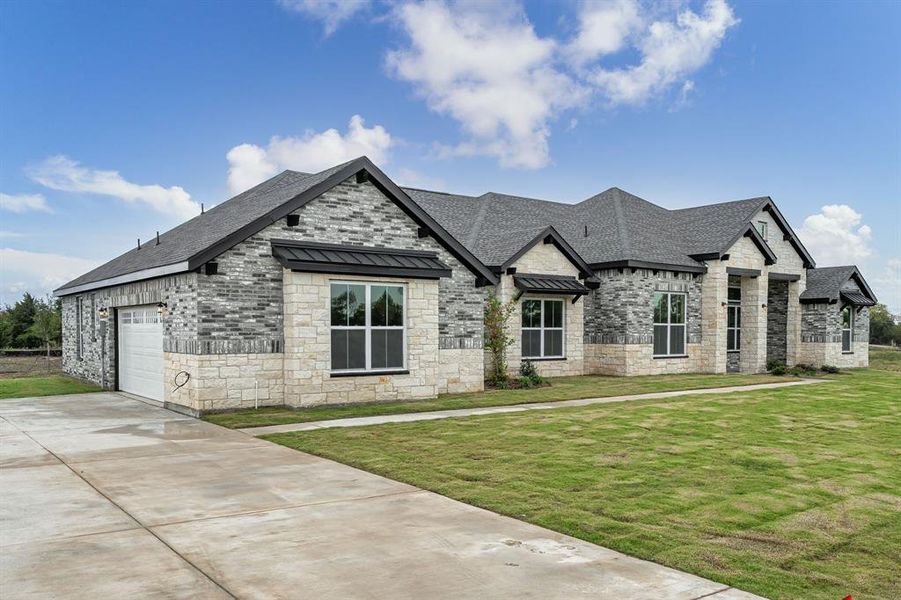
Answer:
54;261;191;297
588;259;707;274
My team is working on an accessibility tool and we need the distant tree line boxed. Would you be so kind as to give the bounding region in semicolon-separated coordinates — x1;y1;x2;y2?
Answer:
869;303;901;346
0;293;62;353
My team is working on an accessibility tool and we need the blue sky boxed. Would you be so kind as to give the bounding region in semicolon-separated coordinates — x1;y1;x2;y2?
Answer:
1;0;899;311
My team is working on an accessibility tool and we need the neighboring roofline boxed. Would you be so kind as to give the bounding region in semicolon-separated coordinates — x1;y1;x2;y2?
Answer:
54;261;190;297
761;200;816;268
498;226;595;279
588;260;707;274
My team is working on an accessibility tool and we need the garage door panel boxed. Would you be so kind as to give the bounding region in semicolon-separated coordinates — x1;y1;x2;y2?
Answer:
118;306;164;401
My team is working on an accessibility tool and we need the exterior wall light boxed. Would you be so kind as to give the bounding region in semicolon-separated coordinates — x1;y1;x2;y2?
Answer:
98;307;109;318
157;302;168;315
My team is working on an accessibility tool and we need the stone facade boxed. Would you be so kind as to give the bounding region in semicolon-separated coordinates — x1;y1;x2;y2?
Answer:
495;242;585;378
767;280;789;364
164;352;285;412
584;268;703;376
799;303;869;368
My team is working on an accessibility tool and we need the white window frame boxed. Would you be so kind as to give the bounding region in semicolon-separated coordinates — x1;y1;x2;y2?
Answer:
727;278;741;352
841;306;854;353
653;292;688;358
329;281;407;374
521;298;565;359
757;220;768;240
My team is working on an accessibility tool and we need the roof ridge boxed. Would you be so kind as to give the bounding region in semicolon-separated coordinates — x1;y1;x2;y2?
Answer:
465;197;491;247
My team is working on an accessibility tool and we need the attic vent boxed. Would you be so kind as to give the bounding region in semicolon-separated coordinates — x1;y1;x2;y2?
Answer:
204;262;219;276
286;214;300;227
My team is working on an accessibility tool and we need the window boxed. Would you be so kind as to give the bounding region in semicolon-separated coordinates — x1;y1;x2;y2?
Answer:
653;292;686;357
330;282;405;373
841;306;853;353
756;220;768;240
75;297;84;360
727;276;741;352
521;299;564;359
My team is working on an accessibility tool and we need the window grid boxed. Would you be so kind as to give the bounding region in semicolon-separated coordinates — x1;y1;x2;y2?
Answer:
521;299;564;359
653;292;687;357
841;306;853;353
727;278;741;352
330;282;406;373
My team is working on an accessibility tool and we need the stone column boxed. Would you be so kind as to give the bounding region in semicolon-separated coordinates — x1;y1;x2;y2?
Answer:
784;279;801;366
741;275;768;373
700;262;728;373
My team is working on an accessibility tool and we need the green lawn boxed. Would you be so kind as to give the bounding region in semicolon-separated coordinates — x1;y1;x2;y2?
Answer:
0;375;102;399
204;372;788;429
869;345;901;372
266;369;901;600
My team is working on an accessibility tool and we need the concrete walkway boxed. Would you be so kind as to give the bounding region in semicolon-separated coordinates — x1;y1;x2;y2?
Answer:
243;378;829;436
1;392;764;599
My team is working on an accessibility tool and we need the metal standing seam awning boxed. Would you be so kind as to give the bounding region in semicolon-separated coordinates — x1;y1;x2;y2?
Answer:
270;240;452;279
840;289;876;307
512;273;597;303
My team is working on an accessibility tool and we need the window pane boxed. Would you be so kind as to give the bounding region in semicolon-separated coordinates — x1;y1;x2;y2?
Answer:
544;300;563;328
331;284;348;326
727;307;736;328
736;307;741;327
370;286;387;326
347;330;365;370
544;330;563;357
348;285;365;326
727;330;736;351
728;286;741;302
669;294;685;324
386;330;403;368
371;329;387;369
331;330;348;370
386;287;404;326
842;330;851;352
653;325;668;355
653;293;667;324
522;330;541;358
736;330;741;350
522;300;541;328
842;307;851;328
669;325;685;355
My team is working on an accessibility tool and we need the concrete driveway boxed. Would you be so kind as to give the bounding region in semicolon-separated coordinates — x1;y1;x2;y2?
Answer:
1;392;762;599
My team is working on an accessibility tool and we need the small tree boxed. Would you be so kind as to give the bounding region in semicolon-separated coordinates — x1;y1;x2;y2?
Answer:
28;298;61;371
484;292;516;385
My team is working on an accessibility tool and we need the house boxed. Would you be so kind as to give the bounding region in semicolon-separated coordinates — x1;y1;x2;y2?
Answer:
55;157;876;413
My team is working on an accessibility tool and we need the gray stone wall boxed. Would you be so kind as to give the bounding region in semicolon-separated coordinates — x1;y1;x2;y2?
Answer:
766;280;788;363
200;176;485;351
584;268;702;344
61;273;199;387
801;303;842;342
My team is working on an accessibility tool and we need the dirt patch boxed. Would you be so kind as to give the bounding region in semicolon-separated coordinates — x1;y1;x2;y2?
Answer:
0;355;63;378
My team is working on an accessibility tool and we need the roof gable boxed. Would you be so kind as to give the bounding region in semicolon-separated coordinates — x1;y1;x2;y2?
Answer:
802;266;877;304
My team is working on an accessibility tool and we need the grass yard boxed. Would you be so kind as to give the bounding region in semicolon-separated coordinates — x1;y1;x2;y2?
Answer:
869;345;901;372
0;375;102;399
205;372;788;428
266;369;901;600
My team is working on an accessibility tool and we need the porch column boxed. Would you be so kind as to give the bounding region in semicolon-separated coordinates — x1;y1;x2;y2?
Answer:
785;279;802;366
741;274;768;373
700;262;728;373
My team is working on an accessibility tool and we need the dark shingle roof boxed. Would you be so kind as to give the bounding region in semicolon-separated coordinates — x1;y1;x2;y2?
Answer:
802;266;876;304
57;156;822;295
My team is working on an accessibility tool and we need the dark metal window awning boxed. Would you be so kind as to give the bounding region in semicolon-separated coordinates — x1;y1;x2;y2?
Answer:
840;289;875;306
271;240;452;280
513;273;597;303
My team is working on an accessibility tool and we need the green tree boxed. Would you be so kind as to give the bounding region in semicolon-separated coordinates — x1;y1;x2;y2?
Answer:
869;303;900;345
484;292;516;385
5;292;40;348
28;297;62;366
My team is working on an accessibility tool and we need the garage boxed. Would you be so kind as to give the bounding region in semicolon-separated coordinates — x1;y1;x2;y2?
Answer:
117;305;164;401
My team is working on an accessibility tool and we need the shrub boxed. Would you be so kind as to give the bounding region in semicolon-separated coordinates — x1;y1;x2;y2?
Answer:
484;293;516;386
519;360;538;378
821;364;840;374
767;359;786;374
517;376;534;389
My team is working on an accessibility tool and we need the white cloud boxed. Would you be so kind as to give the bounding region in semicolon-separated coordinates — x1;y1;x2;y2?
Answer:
226;114;393;193
278;0;370;36
26;156;199;221
0;231;26;239
0;248;100;302
868;257;901;314
567;0;643;65
797;204;873;265
590;0;739;105
387;1;585;168
0;192;52;214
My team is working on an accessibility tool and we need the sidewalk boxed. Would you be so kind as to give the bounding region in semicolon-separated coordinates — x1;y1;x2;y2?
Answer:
241;378;829;436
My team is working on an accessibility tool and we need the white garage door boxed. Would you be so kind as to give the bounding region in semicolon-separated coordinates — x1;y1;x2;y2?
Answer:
117;305;164;401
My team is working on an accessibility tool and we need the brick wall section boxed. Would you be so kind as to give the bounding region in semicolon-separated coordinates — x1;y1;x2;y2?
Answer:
61;273;199;388
767;280;789;363
583;268;702;376
799;303;869;368
200;177;485;351
165;352;285;412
